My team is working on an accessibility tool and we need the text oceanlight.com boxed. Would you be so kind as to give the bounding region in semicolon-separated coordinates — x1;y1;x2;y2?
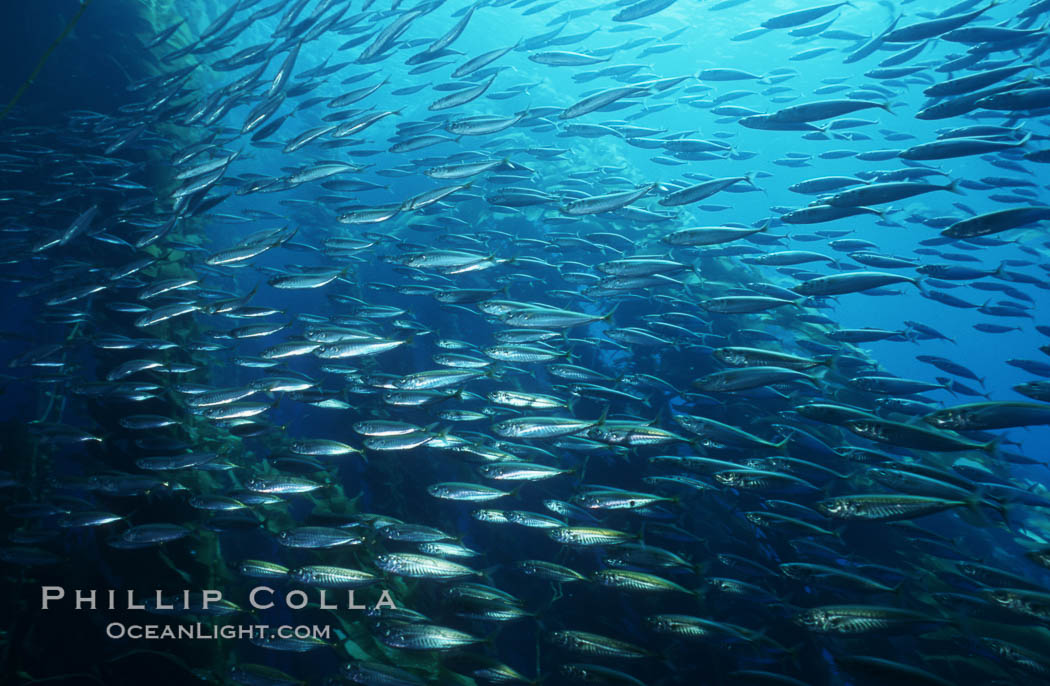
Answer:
105;623;332;641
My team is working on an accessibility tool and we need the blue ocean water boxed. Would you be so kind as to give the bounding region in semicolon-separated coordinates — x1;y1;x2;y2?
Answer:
2;0;1050;685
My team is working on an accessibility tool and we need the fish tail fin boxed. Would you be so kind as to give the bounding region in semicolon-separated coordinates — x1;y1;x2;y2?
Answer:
964;495;1008;526
989;498;1010;527
778;641;806;670
687;262;704;287
478;564;501;582
946;178;963;194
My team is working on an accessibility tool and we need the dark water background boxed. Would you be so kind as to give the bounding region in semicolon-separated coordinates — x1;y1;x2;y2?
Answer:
2;1;1049;685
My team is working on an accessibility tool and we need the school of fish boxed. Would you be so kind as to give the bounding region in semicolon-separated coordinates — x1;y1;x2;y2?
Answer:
4;0;1050;684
